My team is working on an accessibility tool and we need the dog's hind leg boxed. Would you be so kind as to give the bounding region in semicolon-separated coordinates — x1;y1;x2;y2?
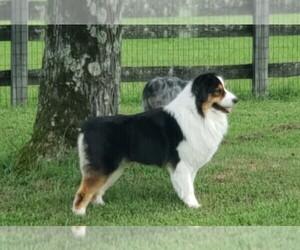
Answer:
91;167;124;205
169;161;200;208
72;172;108;216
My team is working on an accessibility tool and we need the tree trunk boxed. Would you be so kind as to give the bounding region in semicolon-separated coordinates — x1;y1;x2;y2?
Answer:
17;1;123;169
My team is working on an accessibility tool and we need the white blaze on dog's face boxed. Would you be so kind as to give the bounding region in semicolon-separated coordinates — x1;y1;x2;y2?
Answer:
191;74;238;116
216;76;238;113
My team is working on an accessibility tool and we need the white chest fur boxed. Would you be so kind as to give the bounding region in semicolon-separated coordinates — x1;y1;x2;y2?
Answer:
165;83;228;170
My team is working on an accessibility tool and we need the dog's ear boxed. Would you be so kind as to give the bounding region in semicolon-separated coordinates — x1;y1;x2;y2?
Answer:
191;74;210;117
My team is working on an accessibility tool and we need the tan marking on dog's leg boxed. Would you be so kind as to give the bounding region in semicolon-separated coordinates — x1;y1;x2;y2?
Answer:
91;167;124;205
72;174;108;216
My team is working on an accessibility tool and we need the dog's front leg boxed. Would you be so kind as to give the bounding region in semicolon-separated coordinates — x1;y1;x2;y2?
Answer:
169;161;200;208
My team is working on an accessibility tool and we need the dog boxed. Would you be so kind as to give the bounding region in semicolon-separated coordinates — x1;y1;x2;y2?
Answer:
72;73;238;215
142;76;189;110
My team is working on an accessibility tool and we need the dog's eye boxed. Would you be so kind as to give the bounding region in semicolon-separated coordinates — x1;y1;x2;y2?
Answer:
214;89;222;95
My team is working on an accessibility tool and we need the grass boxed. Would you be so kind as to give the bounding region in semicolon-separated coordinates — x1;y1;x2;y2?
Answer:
0;34;300;225
0;83;300;225
1;227;299;250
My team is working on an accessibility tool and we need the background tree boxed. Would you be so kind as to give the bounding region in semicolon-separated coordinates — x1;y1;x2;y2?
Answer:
18;0;123;169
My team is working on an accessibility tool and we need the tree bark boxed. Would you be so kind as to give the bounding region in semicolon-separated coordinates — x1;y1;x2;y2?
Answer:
17;1;123;169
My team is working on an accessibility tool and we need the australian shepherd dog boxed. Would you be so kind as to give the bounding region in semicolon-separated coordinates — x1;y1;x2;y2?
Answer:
72;73;238;215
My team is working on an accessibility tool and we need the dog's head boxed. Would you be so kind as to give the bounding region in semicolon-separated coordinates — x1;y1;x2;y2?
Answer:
191;73;238;117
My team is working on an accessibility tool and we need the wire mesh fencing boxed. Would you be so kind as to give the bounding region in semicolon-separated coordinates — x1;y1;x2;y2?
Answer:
0;0;300;110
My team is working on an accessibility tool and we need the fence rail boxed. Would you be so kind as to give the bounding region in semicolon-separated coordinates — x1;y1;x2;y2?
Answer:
1;62;300;87
1;25;300;41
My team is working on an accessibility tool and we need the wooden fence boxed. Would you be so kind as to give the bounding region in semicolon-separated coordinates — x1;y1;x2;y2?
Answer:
0;0;300;105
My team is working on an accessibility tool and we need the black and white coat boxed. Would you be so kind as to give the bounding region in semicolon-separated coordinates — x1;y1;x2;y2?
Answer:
73;73;238;215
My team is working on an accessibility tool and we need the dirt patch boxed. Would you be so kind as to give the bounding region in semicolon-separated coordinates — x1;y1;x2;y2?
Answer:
237;133;265;142
272;123;300;132
212;169;245;184
224;122;300;145
223;132;265;144
213;173;228;183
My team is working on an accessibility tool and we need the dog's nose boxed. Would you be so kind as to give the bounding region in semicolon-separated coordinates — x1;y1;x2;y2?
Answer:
232;98;238;104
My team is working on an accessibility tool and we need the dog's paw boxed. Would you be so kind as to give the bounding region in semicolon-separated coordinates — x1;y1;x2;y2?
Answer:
188;202;201;209
185;198;201;208
72;206;86;216
183;197;201;208
91;196;105;206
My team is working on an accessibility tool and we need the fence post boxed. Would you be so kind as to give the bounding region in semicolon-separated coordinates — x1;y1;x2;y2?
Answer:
179;0;193;38
11;0;28;105
253;0;269;97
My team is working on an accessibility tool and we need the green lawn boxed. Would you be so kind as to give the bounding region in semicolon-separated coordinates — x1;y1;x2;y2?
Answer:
0;85;299;225
0;34;300;225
